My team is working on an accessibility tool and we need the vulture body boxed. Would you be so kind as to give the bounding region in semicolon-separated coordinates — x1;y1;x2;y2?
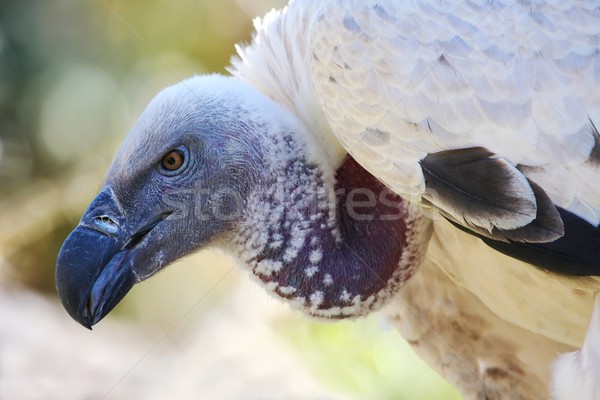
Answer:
56;1;600;399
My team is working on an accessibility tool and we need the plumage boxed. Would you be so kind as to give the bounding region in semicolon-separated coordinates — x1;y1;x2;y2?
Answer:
55;1;600;399
419;146;557;236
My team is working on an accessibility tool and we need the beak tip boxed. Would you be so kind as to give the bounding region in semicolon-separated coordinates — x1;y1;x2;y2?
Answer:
79;317;94;331
55;225;123;330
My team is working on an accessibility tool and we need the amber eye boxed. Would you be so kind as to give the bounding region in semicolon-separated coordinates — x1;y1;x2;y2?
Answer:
160;149;185;172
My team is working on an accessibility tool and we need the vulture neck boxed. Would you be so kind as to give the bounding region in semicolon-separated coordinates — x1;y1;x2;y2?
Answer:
228;3;429;317
227;133;430;318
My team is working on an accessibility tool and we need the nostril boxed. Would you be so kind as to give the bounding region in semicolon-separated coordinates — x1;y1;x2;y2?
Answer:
92;215;120;236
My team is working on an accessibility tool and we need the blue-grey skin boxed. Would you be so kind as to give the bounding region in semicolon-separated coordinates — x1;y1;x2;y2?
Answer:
56;142;246;328
55;75;421;328
56;77;266;328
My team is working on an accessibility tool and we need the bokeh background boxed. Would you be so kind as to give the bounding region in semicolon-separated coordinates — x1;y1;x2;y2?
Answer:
0;1;462;399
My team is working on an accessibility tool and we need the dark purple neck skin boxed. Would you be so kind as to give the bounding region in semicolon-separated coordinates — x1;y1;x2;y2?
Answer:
232;149;427;319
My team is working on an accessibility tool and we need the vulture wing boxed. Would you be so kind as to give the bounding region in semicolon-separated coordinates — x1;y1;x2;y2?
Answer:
309;0;600;236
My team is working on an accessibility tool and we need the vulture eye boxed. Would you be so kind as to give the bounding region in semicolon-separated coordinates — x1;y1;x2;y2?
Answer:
159;147;188;175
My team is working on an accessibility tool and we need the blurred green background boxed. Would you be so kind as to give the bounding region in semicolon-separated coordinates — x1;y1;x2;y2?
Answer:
0;1;462;399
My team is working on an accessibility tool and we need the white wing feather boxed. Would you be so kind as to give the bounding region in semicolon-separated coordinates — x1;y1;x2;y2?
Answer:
308;0;600;226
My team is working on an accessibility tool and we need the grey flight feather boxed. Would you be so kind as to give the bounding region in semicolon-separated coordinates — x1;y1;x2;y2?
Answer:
420;147;542;233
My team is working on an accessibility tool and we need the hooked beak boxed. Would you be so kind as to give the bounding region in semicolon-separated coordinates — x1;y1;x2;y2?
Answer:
55;187;170;329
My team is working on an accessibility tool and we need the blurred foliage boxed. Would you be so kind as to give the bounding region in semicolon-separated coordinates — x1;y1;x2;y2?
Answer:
0;1;463;399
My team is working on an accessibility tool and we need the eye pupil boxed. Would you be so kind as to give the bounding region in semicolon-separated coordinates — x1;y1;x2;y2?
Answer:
161;150;184;172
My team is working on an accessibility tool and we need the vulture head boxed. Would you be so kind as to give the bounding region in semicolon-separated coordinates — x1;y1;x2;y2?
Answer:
56;75;430;329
